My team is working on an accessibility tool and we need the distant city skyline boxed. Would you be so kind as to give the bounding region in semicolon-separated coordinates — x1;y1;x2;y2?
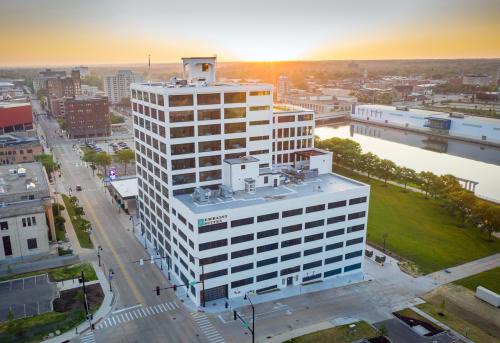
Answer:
1;0;500;66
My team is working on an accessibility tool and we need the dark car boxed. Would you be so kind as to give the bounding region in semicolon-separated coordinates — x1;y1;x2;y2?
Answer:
76;185;82;191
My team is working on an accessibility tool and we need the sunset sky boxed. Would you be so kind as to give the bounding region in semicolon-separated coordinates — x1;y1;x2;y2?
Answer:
1;0;500;66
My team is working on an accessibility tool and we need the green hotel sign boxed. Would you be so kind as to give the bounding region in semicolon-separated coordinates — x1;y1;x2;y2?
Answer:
198;219;205;227
198;215;228;227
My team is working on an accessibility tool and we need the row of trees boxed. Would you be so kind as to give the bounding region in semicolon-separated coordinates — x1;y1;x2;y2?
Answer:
316;137;500;240
82;148;135;176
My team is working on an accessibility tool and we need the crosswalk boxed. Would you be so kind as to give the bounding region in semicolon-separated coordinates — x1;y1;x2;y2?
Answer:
192;312;225;343
95;302;180;330
80;331;96;343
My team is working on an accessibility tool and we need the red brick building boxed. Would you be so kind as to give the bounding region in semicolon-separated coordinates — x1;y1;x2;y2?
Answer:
47;70;81;114
0;102;33;134
64;96;110;139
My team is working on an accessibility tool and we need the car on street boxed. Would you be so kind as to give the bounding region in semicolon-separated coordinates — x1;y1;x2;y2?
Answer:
76;185;82;191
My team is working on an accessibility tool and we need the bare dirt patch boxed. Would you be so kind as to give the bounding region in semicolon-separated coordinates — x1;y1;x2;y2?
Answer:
53;284;104;313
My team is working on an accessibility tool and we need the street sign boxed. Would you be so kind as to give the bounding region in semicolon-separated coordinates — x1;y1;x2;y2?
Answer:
139;259;144;266
189;280;198;286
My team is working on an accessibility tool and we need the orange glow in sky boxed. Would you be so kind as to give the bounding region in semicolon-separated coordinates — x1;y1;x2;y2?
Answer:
1;0;499;66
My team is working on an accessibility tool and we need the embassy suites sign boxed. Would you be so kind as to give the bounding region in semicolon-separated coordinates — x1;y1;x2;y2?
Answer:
198;215;228;227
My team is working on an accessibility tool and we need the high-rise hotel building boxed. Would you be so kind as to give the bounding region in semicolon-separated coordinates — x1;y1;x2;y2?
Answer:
131;57;369;306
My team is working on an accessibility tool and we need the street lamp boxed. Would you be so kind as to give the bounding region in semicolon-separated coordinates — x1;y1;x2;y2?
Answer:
244;292;255;343
97;245;103;267
108;268;114;292
194;257;206;308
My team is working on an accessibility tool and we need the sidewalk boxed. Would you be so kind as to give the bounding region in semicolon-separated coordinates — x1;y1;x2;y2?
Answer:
44;261;115;343
0;254;79;278
56;278;100;292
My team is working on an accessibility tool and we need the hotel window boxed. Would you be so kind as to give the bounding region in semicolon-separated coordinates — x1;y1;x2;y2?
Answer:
171;158;195;170
198;109;220;121
224;92;246;104
348;211;366;220
231;248;253;259
346;238;364;246
169;94;193;107
278;115;295;123
249;90;271;96
224;107;246;119
172;173;196;185
199;155;221;167
224;123;246;134
257;257;278;267
326;228;345;238
250;120;269;126
27;238;38;250
249;106;270;111
199;169;221;182
199;238;227;251
197;93;220;105
170;127;194;138
257;228;279;239
231;277;253;289
225;138;246;150
199;140;221;152
349;196;367;205
169;110;194;123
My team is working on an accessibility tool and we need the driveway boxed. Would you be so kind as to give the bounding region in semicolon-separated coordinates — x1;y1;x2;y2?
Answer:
0;274;58;321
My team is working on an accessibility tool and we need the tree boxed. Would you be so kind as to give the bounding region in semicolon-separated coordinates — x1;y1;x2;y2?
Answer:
358;152;379;179
418;171;438;199
54;216;66;229
114;149;135;175
448;190;476;227
378;324;388;337
82;149;98;176
440;174;462;194
375;159;397;185
318;137;362;170
35;154;58;174
471;202;500;241
396;166;417;191
95;151;112;176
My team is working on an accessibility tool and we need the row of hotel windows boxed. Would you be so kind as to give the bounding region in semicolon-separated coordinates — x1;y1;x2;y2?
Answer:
273;139;313;152
275;113;313;123
0;216;37;230
273;126;313;139
131;90;270;107
0;149;34;155
201;252;363;288
197;197;367;234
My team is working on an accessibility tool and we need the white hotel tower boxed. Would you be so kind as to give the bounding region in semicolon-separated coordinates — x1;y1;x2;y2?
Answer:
131;57;370;306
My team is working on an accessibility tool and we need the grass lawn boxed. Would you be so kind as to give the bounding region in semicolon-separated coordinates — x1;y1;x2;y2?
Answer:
284;321;380;343
453;267;500;294
62;194;93;249
0;263;97;282
55;225;66;241
334;166;500;274
417;303;499;343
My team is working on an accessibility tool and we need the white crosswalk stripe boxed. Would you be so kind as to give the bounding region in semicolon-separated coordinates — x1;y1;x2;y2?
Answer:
80;331;96;343
192;312;225;343
95;302;179;330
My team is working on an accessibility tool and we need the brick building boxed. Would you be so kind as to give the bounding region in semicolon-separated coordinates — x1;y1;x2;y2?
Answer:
64;96;110;139
47;70;81;113
0;102;33;134
0;134;43;165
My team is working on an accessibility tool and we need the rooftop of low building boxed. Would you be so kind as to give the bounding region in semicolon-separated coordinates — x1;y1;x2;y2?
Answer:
0;133;40;147
175;172;367;214
0;162;49;200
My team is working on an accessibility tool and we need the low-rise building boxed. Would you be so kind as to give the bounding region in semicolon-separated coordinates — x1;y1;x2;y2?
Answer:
108;176;138;213
0;163;55;261
64;96;110;139
462;74;492;87
0;134;43;165
0;102;33;134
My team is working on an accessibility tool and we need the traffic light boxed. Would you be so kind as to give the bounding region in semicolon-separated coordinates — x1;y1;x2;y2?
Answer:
173;284;177;292
156;286;160;296
233;310;237;320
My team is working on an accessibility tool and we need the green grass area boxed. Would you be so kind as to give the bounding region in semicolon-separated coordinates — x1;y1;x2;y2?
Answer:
417;303;499;343
110;112;125;124
0;263;97;283
55;224;66;241
284;321;379;343
453;267;500;294
62;194;93;249
334;166;500;274
0;309;85;343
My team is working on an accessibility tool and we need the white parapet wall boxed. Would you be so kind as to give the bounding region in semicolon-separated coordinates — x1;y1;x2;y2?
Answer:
475;286;500;307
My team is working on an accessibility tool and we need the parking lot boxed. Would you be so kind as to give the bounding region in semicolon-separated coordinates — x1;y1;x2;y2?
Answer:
0;274;57;321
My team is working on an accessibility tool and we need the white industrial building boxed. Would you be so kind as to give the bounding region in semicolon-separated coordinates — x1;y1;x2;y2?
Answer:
105;70;143;104
131;57;370;306
351;104;500;145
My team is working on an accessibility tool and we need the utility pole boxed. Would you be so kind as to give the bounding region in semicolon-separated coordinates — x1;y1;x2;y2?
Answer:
233;293;255;343
97;245;103;267
108;268;114;292
80;271;93;331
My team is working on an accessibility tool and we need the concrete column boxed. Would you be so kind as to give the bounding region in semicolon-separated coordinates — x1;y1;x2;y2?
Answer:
44;198;57;242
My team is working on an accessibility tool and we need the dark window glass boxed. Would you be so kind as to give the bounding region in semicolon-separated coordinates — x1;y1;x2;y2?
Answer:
170;127;194;138
172;158;195;170
172;173;196;185
200;253;227;265
281;238;301;248
257;257;278;267
231;277;253;288
225;138;246;150
298;113;313;121
201;269;227;281
278;115;295;123
305;219;324;229
282;224;302;234
224;92;246;104
327;215;345;225
306;204;325;213
347;224;365;233
325;242;343;251
326;228;345;238
257;212;279;222
27;238;37;249
171;143;195;155
198;222;228;234
257;228;279;239
345;250;363;259
349;196;367;205
257;243;278;253
249;135;269;141
304;246;323;256
197;93;220;105
325;255;343;264
344;263;362;272
199;238;227;251
224;107;246;119
280;266;300;276
199;155;221;167
169;110;194;123
199;124;221;136
303;274;321;282
346;237;364;246
198;109;220;121
231;234;254;245
324;268;342;278
231;248;253;259
328;200;346;209
305;233;324;242
199;140;221;152
303;260;322;270
231;263;253;273
199;169;221;182
249;120;269;125
282;208;303;218
281;252;301;262
231;217;254;228
224;122;246;134
348;211;366;220
169;94;193;107
256;271;277;282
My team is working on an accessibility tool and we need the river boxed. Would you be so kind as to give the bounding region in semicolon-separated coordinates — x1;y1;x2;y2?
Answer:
316;121;500;202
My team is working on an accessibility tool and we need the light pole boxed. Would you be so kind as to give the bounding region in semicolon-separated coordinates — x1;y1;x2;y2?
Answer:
97;245;103;267
194;257;206;307
244;292;255;343
108;268;114;292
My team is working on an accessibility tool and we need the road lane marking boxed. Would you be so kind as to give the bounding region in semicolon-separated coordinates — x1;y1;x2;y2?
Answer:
112;304;142;314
